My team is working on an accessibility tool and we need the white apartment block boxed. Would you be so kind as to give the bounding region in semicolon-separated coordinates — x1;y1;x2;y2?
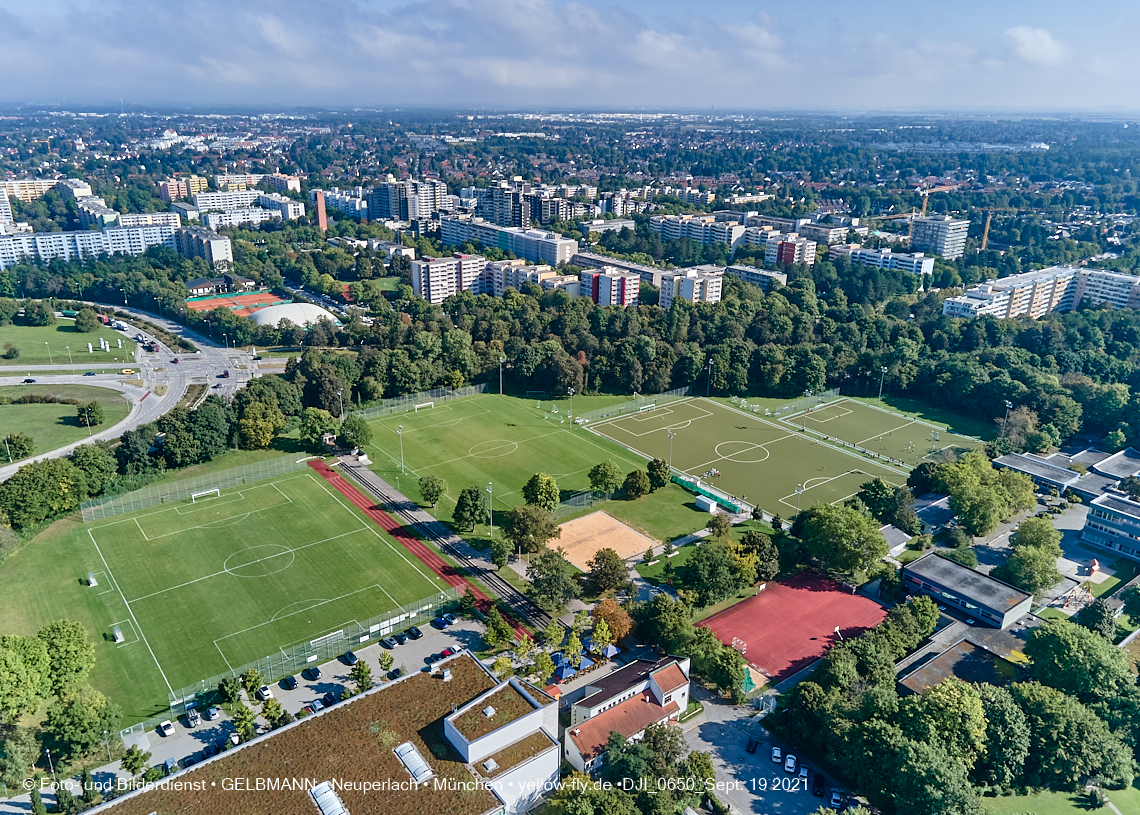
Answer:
649;214;746;252
580;267;640;307
77;197;119;229
440;216;578;266
485;259;556;296
176;226;234;268
118;211;182;228
829;244;935;275
943;266;1140;318
578;218;636;236
541;274;581;297
257;191;305;220
0;191;12;224
659;266;723;309
764;232;817;266
202;207;278;230
910;215;970;260
411;254;488;304
215;173;302;193
194;190;259;211
316;187;369;219
0;179;60;202
724;264;788;291
55;179;94;199
0;224;179;270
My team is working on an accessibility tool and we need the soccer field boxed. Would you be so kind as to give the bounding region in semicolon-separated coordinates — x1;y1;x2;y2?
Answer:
362;394;649;520
588;398;908;515
779;397;982;466
80;472;443;705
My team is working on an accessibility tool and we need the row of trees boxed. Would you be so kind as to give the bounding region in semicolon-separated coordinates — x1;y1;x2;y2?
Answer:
908;450;1037;537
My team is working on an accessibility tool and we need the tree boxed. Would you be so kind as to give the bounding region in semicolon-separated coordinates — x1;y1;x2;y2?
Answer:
458;586;477;616
419;474;447;508
453;486;489;531
379;651;394;673
231;703;257;741
588;460;623;495
594;598;632;643
623;469;651;499
504;503;562;554
73;308;99;332
591;618;614;653
526;548;580;612
0;648;39;719
706;512;732;540
1075;598;1117;641
484;607;515;649
741;530;778;582
971;683;1029;791
120;744;150;777
899;679;988;770
634;593;695;653
69;443;116;496
298;407;338;445
218;676;242;704
492;655;513;679
1;634;51;701
1;459;88;528
339;414;373;448
0;728;38;788
542;619;564;648
3;432;34;460
350;660;373;691
46;685;122;760
240;667;264;696
30;789;46;815
564;631;583;665
490;536;512;569
992;546;1063;597
77;401;104;427
799;503;888;575
1024;618;1131;702
513;632;535;663
261;698;285;728
238;401;285;449
1009;517;1062;553
1121;475;1140;501
36;620;95;696
647;457;670;491
23;300;55;326
940;547;978;568
533;651;555;684
587;547;627;594
687;543;741;607
522;473;560;511
857;477;896;520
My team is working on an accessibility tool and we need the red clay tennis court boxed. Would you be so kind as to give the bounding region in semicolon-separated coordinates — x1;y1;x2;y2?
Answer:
700;571;887;683
185;292;288;316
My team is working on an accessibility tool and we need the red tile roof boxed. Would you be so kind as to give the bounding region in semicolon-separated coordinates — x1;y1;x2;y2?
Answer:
651;663;687;693
569;693;680;763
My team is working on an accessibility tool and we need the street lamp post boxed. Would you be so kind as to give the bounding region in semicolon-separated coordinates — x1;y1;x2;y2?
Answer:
802;390;812;431
567;387;574;425
931;429;939;454
44;342;52;364
3;438;11;464
878;366;888;405
397;426;404;474
498;355;505;395
706;359;713;397
103;729;111;762
66;345;74;372
1002;400;1014;437
667;430;676;469
487;482;494;537
119;288;126;305
45;748;56;784
337;389;344;421
83;407;92;437
222;334;228;349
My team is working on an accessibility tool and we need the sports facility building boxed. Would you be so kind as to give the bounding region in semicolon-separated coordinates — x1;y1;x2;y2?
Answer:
902;553;1032;629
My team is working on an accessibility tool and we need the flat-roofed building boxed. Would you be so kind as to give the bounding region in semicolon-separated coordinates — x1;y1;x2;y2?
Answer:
0;179;60;202
763;232;817;266
724;264;787;291
911;214;969;260
176;226;233;269
169;201;199;222
660;266;723;309
829;244;935;275
571;251;663;287
942;266;1081;319
194;189;259;211
118;211;181;228
76;197;119;228
580;267;640;307
579;218;636;236
257;191;305;220
202;207;278;230
993;452;1083;493
411;253;487;304
0;224;178;270
1082;493;1140;562
902;553;1032;629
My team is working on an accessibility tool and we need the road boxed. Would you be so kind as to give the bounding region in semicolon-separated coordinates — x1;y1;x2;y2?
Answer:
0;306;255;482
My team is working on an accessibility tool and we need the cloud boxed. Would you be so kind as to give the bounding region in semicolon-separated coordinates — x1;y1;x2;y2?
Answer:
1005;25;1066;66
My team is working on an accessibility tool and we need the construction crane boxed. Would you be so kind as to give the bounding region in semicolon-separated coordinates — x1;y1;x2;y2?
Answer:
976;207;1018;251
906;189;931;242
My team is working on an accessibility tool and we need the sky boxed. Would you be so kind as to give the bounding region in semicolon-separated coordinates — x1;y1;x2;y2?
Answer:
1;0;1138;112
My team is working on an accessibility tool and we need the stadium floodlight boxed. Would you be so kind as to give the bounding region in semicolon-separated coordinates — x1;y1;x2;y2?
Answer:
568;387;574;425
487;482;494;537
667;430;676;469
878;366;888;405
398;426;404;474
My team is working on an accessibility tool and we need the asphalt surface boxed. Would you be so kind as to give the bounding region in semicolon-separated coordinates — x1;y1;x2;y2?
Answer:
0;306;254;482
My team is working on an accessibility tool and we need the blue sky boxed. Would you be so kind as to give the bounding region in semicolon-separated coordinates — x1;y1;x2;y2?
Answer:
1;0;1136;111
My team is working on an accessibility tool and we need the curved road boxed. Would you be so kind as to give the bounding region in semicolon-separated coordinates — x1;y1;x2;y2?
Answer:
0;306;257;482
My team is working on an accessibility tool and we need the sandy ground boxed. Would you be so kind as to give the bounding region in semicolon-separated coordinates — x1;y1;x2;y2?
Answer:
555;510;657;570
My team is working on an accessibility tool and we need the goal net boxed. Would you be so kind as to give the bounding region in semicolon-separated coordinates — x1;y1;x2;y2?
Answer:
191;488;220;503
414;402;434;412
638;403;657;414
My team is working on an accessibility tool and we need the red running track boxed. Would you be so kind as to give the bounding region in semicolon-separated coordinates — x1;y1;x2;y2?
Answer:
307;460;529;639
699;571;887;683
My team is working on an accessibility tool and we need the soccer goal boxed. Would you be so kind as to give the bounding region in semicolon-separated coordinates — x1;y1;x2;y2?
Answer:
731;637;747;655
637;403;657;414
191;488;221;503
414;402;434;412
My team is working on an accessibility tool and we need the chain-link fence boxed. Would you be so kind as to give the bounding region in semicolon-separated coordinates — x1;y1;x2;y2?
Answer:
573;385;692;425
350;383;487;421
553;489;608;519
82;455;315;522
769;387;842;417
120;586;460;739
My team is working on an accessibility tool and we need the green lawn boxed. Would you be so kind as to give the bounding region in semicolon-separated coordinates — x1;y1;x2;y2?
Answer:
984;779;1140;814
637;540;700;585
589;397;908;516
869;394;998;441
1093;557;1140;597
0;384;131;460
0;320;137;367
0;471;445;721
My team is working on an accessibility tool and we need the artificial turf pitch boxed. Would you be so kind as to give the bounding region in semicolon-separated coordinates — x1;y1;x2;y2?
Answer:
0;472;444;717
587;398;909;514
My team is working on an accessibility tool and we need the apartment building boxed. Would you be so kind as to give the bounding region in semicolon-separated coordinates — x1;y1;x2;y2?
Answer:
169;202;199;222
194;190;259;211
580;267;640;307
55;179;94;199
411;254;488;304
649;213;746;253
76;197;120;229
578;218;636;236
484;259;556;296
1073;268;1140;310
316;186;369;219
176;226;234;268
440;215;578;266
910;215;970;260
369;178;448;221
256;192;305;220
565;656;690;773
159;175;208;202
0;191;12;224
763;232;817;266
0;179;60;202
571;251;664;287
829;244;935;275
202;207;278;230
118;211;182;228
939;265;1106;319
0;224;179;270
215;173;302;193
659;266;723;309
724;264;788;291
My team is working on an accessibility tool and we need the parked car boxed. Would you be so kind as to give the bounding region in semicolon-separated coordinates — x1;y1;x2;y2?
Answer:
321;692;337;707
185;706;201;728
311;699;325;712
430;616;450;630
784;754;797;773
406;626;423;640
256;684;273;701
771;746;782;763
281;675;298;691
172;358;179;363
442;613;458;626
202;743;218;759
205;706;221;721
303;666;322;681
830;789;843;809
343;650;359;665
812;775;825;796
746;738;758;754
393;632;409;645
379;637;398;649
159;720;175;737
799;764;809;782
120;369;135;374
